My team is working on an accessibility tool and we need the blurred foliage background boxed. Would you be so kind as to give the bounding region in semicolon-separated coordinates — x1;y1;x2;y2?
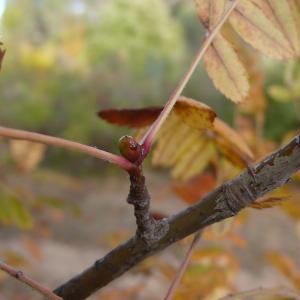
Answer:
1;1;300;299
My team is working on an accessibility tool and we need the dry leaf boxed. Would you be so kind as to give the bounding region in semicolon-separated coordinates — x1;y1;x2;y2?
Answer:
249;0;300;56
250;196;289;209
98;107;161;128
230;0;296;59
267;251;300;290
9;139;46;172
99;97;253;181
213;118;254;167
195;0;249;103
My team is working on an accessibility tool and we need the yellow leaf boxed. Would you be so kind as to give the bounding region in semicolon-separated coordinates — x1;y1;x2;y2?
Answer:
250;0;300;56
230;0;296;59
173;96;217;131
194;0;250;103
204;34;250;103
213;118;254;167
9;139;46;172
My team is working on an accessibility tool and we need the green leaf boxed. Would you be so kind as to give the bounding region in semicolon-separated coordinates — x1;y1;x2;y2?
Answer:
268;85;292;102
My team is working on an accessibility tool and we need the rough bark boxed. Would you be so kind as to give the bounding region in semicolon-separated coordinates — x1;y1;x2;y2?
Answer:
54;134;300;300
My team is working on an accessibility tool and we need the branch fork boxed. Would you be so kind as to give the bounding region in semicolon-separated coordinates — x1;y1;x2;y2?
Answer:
127;167;169;244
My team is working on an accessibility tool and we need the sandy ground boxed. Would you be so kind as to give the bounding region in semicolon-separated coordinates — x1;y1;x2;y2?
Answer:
1;171;300;299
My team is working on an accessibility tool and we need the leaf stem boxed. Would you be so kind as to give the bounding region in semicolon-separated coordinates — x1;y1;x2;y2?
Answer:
140;0;240;157
0;260;62;300
164;231;202;300
0;126;134;171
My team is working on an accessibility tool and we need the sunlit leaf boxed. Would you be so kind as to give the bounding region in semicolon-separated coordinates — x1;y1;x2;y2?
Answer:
195;0;249;103
249;0;300;56
98;96;216;130
99;97;253;181
230;0;297;59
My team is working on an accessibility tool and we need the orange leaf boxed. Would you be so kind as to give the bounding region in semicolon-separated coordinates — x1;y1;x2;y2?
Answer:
250;196;289;209
172;172;216;204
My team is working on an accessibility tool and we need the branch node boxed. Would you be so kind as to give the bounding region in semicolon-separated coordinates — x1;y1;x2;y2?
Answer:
127;168;169;244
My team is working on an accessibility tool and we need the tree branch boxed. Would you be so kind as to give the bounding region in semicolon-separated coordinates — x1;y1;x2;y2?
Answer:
54;134;300;300
0;260;62;300
0;126;134;171
127;167;169;243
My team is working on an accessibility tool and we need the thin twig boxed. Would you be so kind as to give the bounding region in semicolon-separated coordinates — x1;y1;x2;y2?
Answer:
140;0;240;157
0;260;62;300
0;126;134;171
164;231;202;300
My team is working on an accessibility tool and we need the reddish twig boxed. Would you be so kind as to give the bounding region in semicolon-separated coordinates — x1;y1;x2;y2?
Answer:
0;260;62;300
164;231;202;300
0;126;134;171
140;0;240;157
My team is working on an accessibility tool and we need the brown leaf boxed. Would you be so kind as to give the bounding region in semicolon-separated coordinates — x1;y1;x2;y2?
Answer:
172;172;216;204
230;0;296;59
98;97;253;181
98;107;161;128
250;196;289;209
98;96;216;130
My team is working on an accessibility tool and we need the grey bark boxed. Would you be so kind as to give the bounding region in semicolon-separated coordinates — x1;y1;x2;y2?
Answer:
54;134;300;300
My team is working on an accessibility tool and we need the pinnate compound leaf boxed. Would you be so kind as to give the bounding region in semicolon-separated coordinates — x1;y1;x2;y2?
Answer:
195;0;250;103
98;96;216;130
249;0;300;56
99;97;253;181
230;0;297;59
